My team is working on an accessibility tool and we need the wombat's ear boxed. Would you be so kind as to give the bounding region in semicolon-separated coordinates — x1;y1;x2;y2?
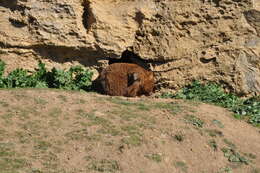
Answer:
132;72;139;81
128;72;139;81
148;72;154;80
128;72;140;86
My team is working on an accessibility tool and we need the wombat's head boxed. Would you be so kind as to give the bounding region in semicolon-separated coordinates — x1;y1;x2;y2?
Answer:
141;71;154;96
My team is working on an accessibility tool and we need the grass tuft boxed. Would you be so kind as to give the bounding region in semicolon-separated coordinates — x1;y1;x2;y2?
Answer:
184;114;204;128
144;153;162;162
88;159;120;172
221;148;250;165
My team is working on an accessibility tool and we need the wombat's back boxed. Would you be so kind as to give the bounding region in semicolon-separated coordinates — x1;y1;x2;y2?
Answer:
97;63;154;96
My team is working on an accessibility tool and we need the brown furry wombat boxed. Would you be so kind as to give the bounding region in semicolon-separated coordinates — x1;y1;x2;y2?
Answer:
94;63;154;97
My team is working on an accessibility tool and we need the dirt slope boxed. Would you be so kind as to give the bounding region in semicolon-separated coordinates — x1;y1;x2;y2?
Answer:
0;89;259;173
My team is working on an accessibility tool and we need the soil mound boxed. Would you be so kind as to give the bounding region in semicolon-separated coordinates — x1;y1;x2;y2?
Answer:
0;89;259;173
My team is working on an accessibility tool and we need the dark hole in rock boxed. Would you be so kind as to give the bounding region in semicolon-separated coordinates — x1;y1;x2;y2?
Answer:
9;18;27;28
28;16;37;25
0;0;17;10
219;9;225;15
108;50;151;71
134;11;145;26
154;13;163;19
200;57;217;64
212;0;221;7
82;0;96;31
109;50;137;65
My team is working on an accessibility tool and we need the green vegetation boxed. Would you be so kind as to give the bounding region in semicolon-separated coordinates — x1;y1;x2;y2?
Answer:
0;101;9;107
88;159;120;172
0;143;28;173
244;153;257;160
174;134;184;142
34;97;48;105
252;168;260;173
212;119;225;128
174;161;188;172
80;110;111;127
0;60;93;91
221;148;250;165
48;108;62;118
153;102;182;116
144;153;162;162
223;138;236;149
184;114;204;128
161;81;260;126
34;140;52;151
208;139;218;151
57;95;67;102
65;129;101;141
122;135;142;146
109;97;151;111
0;158;27;173
217;167;233;173
205;129;223;137
109;97;184;116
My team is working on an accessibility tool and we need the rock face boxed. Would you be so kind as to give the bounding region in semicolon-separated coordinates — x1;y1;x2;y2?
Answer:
0;0;259;95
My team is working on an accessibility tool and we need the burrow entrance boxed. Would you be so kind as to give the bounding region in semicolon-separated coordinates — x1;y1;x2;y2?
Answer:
108;50;151;70
81;0;96;32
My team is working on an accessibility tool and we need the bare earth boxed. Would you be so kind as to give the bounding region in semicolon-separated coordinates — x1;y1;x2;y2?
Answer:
0;89;259;173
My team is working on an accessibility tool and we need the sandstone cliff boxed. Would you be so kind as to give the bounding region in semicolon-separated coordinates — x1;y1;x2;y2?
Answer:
0;0;259;95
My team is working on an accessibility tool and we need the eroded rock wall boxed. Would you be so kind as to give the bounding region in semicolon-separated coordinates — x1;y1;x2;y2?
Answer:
0;0;259;95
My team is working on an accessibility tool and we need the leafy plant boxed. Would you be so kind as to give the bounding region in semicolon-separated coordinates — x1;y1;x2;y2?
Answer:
184;114;204;128
0;60;6;88
223;138;236;149
174;134;184;142
144;153;162;162
218;167;233;173
4;69;33;88
232;96;260;125
88;159;120;172
205;129;223;137
173;81;240;108
212;119;225;128
221;148;250;165
161;81;260;126
0;60;93;91
31;61;49;88
0;60;5;78
174;161;188;172
208;139;218;151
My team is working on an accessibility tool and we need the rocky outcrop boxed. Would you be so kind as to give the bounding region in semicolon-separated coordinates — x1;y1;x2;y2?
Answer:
0;0;259;95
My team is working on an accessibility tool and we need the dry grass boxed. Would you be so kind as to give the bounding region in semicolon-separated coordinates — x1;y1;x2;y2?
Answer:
0;88;259;173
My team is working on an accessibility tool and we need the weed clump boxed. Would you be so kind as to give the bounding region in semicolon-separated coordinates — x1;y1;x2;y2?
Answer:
88;159;120;172
174;161;188;172
161;81;260;126
221;148;250;165
208;139;218;151
0;60;93;91
184;114;204;128
174;134;184;142
144;153;162;162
